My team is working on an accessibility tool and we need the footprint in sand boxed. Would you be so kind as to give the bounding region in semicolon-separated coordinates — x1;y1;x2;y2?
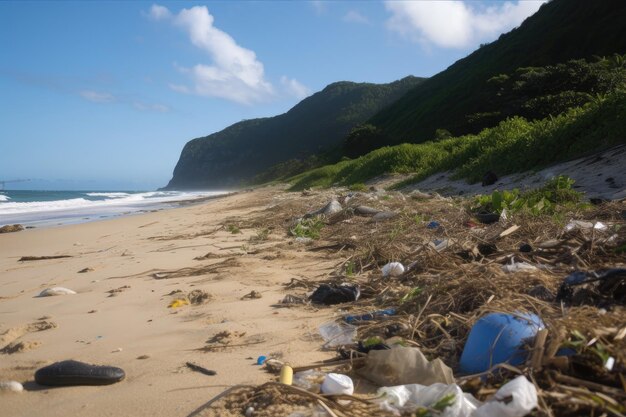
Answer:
0;320;57;354
1;340;42;354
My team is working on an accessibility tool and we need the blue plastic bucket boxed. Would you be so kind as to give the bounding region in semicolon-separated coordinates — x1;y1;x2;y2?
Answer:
459;312;544;374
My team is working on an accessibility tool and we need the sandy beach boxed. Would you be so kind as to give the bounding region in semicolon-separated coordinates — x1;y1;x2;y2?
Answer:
0;187;342;417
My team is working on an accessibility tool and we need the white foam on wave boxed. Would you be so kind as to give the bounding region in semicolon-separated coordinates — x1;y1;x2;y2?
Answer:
0;191;224;216
0;194;9;202
85;192;130;198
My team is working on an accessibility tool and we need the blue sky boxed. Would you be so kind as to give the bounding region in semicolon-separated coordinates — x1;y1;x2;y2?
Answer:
0;1;545;190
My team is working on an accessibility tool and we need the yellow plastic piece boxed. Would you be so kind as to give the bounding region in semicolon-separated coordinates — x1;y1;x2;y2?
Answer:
168;299;189;308
279;365;293;385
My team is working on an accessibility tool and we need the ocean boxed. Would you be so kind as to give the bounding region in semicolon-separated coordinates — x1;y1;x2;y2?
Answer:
0;190;227;228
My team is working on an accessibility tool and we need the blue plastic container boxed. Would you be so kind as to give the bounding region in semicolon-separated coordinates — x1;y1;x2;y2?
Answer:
459;312;544;374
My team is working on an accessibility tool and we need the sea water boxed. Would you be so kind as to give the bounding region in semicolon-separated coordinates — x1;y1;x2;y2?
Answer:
0;190;227;228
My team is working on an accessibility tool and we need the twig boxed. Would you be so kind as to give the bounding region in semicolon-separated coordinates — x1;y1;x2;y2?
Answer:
18;255;72;262
186;362;217;376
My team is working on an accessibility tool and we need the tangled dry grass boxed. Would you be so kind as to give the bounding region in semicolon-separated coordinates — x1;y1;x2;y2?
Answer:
196;187;626;417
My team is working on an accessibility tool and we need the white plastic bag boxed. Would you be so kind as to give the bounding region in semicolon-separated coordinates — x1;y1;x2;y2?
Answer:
377;383;481;417
382;262;405;277
501;259;538;273
472;376;537;417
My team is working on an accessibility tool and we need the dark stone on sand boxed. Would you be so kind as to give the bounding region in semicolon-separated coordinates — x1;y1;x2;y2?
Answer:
482;171;498;186
35;360;125;386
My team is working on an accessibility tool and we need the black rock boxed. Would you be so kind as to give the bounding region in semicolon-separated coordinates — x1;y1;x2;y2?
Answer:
482;171;498;186
35;360;125;386
519;243;533;253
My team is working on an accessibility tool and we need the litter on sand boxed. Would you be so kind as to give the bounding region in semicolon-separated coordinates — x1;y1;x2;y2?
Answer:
38;287;77;297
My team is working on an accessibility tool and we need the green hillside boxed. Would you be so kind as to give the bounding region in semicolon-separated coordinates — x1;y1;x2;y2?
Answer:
289;87;626;190
368;0;626;144
165;76;424;189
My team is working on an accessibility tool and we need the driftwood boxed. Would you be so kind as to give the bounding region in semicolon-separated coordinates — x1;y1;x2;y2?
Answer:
185;362;217;376
18;255;72;262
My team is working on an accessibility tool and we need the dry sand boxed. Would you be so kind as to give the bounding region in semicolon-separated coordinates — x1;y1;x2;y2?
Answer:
0;187;341;417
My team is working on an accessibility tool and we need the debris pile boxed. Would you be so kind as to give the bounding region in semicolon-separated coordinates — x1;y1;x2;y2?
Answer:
195;186;626;417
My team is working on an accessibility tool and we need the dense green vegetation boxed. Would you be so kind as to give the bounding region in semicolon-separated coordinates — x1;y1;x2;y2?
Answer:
471;176;584;216
165;77;424;189
368;0;626;143
288;87;626;190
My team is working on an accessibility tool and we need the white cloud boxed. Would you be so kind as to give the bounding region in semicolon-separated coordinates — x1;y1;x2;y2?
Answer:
152;4;274;104
280;76;311;100
79;90;115;103
343;10;369;24
148;4;172;21
385;0;546;49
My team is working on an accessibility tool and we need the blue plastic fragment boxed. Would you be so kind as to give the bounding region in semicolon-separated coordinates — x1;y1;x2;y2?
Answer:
427;221;440;229
459;312;544;374
256;355;267;365
345;308;396;324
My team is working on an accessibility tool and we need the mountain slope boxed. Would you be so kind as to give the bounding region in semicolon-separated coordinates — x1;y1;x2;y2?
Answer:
369;0;626;143
165;76;424;189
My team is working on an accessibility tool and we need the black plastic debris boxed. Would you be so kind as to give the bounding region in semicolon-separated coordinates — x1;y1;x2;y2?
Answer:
35;360;125;386
519;243;533;253
310;284;360;305
556;269;626;308
474;212;500;224
477;243;498;256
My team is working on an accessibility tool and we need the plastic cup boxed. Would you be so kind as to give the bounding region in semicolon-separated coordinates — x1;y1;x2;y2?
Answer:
321;373;354;395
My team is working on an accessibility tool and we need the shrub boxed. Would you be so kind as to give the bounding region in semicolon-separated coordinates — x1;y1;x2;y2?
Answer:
290;217;324;239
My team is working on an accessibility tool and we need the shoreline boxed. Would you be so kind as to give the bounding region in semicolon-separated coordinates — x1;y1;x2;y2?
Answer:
0;190;233;230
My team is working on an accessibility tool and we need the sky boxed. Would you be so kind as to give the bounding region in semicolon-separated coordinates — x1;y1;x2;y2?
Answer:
0;0;546;190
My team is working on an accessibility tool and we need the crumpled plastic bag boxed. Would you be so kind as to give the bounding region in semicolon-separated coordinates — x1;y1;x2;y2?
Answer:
358;346;455;386
382;262;405;277
376;376;537;417
310;283;360;305
472;376;538;417
501;260;538;273
377;383;481;417
318;322;357;348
